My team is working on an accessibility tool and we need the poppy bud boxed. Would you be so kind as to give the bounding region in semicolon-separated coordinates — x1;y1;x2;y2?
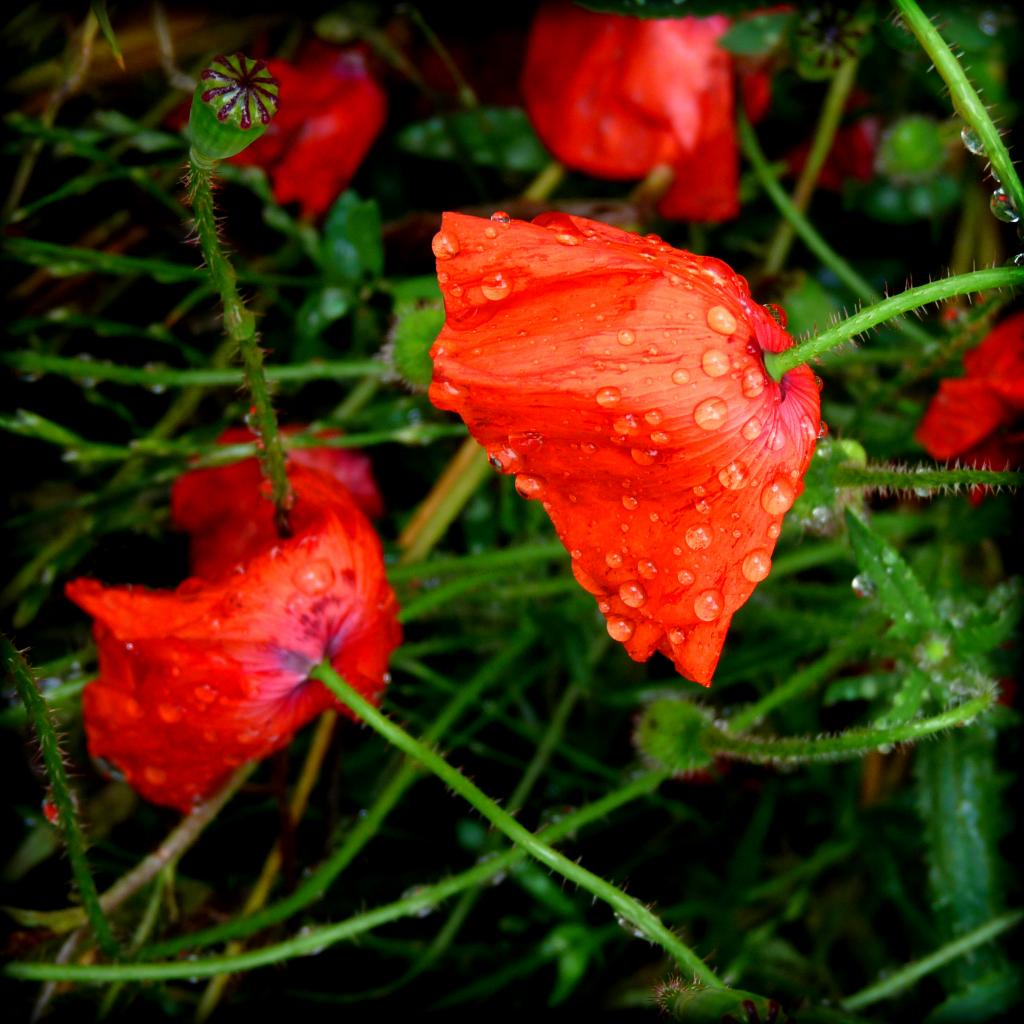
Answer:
188;52;279;162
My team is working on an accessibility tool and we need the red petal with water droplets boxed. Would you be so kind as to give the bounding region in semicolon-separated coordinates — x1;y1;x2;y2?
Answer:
429;211;819;685
68;466;400;810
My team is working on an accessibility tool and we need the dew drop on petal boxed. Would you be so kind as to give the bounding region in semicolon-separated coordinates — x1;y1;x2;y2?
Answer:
741;549;772;583
158;703;182;724
667;626;687;646
605;551;623;568
144;766;168;786
701;348;730;378
613;414;639;434
293;559;335;596
761;476;797;514
515;474;543;498
432;230;460;260
644;409;663;426
618;581;647;608
767;522;781;539
622;494;638;510
694;589;723;622
718;462;747;490
671;368;691;385
694;397;728;431
685;526;712;550
481;273;511;300
617;329;636;346
742;417;763;440
677;569;695;588
637;559;658;579
650;431;670;444
607;616;635;642
706;305;737;335
596;387;621;407
741;366;766;398
631;449;657;466
490;210;511;224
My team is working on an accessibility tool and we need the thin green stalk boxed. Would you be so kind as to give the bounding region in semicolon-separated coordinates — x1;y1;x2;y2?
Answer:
708;692;994;764
188;154;292;533
895;0;1024;217
312;662;719;985
2;637;118;957
765;267;1024;378
841;911;1023;1011
386;542;565;583
6;770;668;984
763;59;859;276
834;464;1023;491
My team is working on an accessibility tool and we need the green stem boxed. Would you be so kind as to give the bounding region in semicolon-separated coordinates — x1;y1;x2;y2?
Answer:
5;771;668;984
835;464;1023;491
188;154;292;533
765;267;1024;378
895;0;1024;217
312;662;719;984
841;911;1023;1011
708;693;994;764
762;59;859;276
2;636;119;957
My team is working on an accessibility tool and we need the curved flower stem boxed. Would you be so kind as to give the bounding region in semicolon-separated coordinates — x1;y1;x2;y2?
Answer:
522;161;566;203
762;58;859;277
841;910;1023;1012
3;637;119;957
312;662;720;985
707;692;994;765
188;153;293;534
894;0;1024;218
834;464;1023;492
4;770;668;984
764;266;1024;378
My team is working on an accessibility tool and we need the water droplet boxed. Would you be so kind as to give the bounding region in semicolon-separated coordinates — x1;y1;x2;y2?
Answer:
293;559;335;596
618;581;647;608
644;409;663;426
490;210;511;224
741;550;772;583
158;703;182;724
671;368;691;385
631;448;657;465
706;305;737;335
194;684;217;703
960;125;986;155
852;574;876;598
694;589;723;622
555;232;579;245
637;559;658;579
761;476;796;514
606;616;635;642
667;626;687;645
695;499;710;514
741;417;763;440
622;494;638;510
596;387;621;407
617;329;636;346
676;569;695;588
650;431;670;444
432;230;459;260
685;526;712;550
718;462;746;490
694;397;728;431
741;366;766;398
701;348;730;378
515;474;543;498
484;225;497;238
990;187;1020;223
605;551;623;568
767;522;781;539
613;414;639;434
481;272;511;300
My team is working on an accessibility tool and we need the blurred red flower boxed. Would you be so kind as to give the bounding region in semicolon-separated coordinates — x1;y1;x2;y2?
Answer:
429;211;819;685
916;311;1024;484
521;3;770;222
67;464;400;810
171;426;383;580
232;42;386;218
786;116;880;191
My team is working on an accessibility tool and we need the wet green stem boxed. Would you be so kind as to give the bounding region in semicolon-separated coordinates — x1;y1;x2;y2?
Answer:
834;464;1023;492
894;0;1024;217
765;267;1024;378
188;153;292;534
2;637;119;957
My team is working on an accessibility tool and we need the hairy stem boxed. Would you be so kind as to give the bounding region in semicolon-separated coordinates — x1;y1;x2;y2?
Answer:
834;464;1023;491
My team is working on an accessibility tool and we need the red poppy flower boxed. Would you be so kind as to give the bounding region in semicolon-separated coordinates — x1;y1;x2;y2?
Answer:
521;3;770;222
916;311;1024;483
67;464;400;810
786;116;880;191
232;41;386;218
429;211;820;685
171;426;383;580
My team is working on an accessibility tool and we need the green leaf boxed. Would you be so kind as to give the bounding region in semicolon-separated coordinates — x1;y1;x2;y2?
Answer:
844;510;940;639
320;191;383;285
951;581;1022;659
397;108;550;173
720;11;794;55
91;0;123;70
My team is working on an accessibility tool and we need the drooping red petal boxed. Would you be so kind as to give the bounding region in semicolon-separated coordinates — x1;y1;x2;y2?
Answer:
68;465;400;810
915;378;1010;461
962;310;1024;406
429;211;819;685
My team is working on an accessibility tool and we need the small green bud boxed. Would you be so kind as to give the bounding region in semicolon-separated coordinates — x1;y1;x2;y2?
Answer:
879;115;946;181
188;53;279;161
633;698;713;775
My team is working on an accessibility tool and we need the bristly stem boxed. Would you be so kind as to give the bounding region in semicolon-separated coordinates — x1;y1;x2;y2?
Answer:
834;464;1023;492
2;636;119;958
188;152;293;534
764;266;1024;378
894;0;1024;218
311;662;720;986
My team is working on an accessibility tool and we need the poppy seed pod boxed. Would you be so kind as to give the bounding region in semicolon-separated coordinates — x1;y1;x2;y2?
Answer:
429;211;820;686
188;52;279;161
